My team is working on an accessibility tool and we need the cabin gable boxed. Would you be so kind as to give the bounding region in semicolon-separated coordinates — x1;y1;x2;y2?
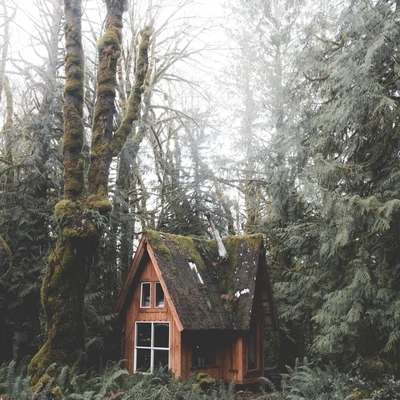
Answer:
121;245;183;375
115;230;278;384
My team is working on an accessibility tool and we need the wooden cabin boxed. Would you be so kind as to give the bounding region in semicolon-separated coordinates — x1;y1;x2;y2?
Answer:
114;230;278;384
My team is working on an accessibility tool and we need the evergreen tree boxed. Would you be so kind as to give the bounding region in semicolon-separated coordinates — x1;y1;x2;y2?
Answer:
0;0;63;363
278;0;400;368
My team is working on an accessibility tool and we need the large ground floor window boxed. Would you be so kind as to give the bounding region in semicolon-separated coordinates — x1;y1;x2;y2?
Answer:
135;322;169;372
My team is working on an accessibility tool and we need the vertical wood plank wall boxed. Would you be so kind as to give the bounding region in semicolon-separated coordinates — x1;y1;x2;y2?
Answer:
124;259;182;377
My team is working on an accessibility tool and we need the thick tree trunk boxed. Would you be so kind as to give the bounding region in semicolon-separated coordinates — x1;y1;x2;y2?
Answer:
27;0;90;383
28;0;151;385
27;228;98;384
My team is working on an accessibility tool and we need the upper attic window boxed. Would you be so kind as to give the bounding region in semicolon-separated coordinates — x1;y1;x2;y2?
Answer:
140;282;151;308
188;261;204;285
155;282;165;307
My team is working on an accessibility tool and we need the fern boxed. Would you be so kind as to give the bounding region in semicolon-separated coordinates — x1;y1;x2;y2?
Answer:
0;359;31;399
384;328;400;353
282;362;350;400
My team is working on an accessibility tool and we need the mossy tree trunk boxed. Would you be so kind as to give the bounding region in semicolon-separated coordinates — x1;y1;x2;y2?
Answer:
28;0;151;384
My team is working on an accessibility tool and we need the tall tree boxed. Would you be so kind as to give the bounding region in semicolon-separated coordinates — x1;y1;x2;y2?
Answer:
0;0;63;363
277;0;400;368
27;0;152;383
108;0;225;239
217;0;309;238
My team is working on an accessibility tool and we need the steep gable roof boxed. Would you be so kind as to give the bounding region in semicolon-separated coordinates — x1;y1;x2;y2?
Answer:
115;230;273;331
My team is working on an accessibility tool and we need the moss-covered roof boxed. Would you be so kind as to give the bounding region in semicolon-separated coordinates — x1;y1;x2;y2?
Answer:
143;230;265;331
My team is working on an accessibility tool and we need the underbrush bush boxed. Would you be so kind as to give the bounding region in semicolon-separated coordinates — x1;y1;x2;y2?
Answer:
3;358;400;400
259;359;351;400
259;358;400;400
0;361;237;400
0;358;31;399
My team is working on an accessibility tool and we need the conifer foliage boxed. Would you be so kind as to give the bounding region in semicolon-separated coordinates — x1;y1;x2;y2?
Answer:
275;0;400;366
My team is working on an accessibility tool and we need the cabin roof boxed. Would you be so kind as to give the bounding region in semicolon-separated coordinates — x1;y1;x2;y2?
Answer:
116;230;270;331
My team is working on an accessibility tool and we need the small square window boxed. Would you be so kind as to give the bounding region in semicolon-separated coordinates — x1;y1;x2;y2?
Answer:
141;282;151;308
155;282;165;308
191;333;216;368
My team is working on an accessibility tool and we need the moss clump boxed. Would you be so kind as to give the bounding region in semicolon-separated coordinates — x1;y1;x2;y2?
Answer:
64;50;84;71
97;67;118;85
97;29;121;53
193;373;216;393
170;234;207;270
64;77;84;96
87;194;112;214
97;82;116;97
54;199;78;220
145;230;172;261
54;199;100;239
30;373;62;400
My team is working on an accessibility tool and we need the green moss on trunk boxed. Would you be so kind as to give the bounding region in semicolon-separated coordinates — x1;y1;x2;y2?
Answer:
28;200;100;384
111;26;152;156
62;0;85;201
88;1;125;197
28;229;98;383
28;0;89;384
28;0;151;385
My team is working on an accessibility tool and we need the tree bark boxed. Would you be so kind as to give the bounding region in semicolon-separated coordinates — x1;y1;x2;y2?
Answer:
27;0;90;383
28;0;152;384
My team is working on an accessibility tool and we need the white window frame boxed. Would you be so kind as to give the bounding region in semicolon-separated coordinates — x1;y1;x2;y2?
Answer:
134;321;170;373
140;282;151;308
154;282;165;308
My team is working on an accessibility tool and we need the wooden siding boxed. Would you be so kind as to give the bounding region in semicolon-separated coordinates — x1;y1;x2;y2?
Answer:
123;258;182;376
180;330;244;383
119;234;278;385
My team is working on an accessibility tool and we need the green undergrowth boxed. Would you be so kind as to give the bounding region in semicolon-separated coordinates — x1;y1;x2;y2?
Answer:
2;358;400;400
0;360;237;400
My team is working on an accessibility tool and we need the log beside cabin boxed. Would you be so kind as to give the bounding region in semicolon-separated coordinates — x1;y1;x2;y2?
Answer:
114;230;278;384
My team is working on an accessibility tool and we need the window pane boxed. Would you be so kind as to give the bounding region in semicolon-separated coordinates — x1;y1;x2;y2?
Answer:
141;282;151;307
154;323;169;348
155;283;165;307
191;333;216;367
136;323;151;347
192;343;216;367
154;350;169;369
136;349;151;372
